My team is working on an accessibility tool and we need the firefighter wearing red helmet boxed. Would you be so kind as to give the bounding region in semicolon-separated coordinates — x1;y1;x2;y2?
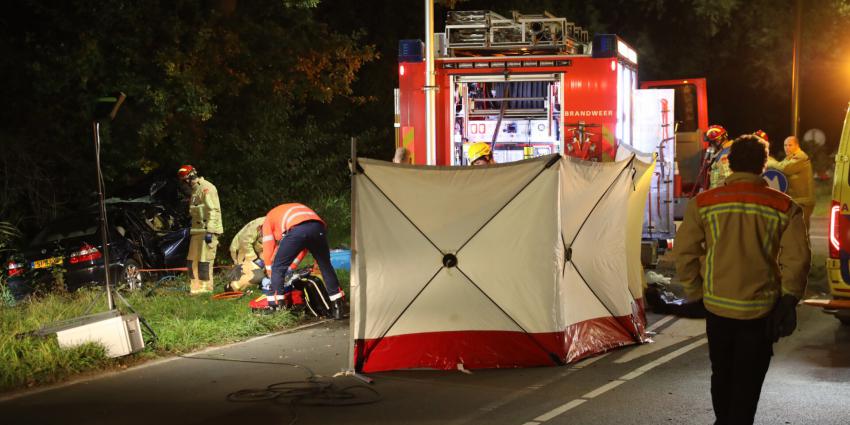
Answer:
178;165;223;295
705;125;734;189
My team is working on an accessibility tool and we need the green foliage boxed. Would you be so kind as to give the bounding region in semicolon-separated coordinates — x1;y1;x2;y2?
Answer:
0;290;114;390
0;277;15;307
0;267;351;391
120;291;297;353
0;1;377;238
0;222;21;255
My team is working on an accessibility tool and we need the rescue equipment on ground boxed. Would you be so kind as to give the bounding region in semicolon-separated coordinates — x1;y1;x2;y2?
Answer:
249;268;334;318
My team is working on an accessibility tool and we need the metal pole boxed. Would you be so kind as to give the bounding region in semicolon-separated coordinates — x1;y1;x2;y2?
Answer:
425;0;436;165
790;0;802;137
348;137;357;372
94;121;114;310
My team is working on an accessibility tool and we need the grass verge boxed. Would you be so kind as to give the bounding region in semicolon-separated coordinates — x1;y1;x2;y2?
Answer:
0;268;350;393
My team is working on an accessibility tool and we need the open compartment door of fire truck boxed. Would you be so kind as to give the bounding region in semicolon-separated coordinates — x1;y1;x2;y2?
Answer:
640;78;709;219
451;74;563;165
631;88;676;242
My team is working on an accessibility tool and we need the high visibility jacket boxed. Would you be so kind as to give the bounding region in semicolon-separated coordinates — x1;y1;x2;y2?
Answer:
767;149;815;206
674;172;811;320
708;141;734;189
261;203;325;274
229;217;265;263
189;177;223;234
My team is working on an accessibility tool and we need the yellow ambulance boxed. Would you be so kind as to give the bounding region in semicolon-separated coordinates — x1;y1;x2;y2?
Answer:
825;102;850;324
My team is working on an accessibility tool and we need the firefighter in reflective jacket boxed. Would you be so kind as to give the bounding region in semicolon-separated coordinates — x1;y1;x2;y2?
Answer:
227;217;265;292
674;135;810;424
706;125;734;189
767;136;815;228
178;165;223;295
261;203;343;318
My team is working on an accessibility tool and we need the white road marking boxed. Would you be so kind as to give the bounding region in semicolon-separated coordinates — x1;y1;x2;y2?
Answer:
619;338;707;380
582;379;626;398
569;352;610;369
533;399;587;422
646;314;676;332
523;337;708;424
614;317;704;364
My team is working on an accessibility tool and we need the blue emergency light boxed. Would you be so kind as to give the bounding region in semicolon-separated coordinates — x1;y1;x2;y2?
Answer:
592;34;638;64
591;34;617;58
399;39;424;62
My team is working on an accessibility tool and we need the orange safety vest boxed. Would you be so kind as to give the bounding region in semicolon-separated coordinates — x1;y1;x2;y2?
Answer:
261;204;325;274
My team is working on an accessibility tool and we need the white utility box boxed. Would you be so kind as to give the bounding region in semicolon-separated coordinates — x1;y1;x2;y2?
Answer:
50;310;145;357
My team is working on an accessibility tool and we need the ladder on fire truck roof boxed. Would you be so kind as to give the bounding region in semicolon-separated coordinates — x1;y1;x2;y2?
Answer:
444;10;591;57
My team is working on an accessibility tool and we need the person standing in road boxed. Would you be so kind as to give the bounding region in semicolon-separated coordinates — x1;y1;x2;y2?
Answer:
261;203;344;318
767;136;815;228
178;165;223;295
675;135;811;425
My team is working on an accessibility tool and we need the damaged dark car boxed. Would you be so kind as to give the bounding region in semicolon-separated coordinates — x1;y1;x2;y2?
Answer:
4;176;190;300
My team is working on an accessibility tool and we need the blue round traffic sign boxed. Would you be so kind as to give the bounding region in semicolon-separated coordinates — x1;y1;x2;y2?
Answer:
763;169;788;193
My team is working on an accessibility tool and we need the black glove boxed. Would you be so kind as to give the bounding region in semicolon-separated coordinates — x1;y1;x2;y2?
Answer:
204;232;213;244
768;295;799;342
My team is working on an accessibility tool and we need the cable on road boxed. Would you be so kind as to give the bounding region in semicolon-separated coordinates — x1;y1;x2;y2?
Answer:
177;355;381;424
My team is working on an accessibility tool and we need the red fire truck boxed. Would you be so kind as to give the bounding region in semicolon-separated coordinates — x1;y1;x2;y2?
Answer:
395;10;711;252
641;78;710;218
397;10;636;166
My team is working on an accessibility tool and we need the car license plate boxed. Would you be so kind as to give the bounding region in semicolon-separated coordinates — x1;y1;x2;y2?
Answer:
32;256;63;269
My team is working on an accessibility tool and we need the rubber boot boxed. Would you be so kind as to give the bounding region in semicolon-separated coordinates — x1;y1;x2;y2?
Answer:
332;300;344;320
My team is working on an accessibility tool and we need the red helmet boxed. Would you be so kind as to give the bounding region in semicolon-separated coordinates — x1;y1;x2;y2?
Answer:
753;129;769;142
705;125;728;143
177;165;197;179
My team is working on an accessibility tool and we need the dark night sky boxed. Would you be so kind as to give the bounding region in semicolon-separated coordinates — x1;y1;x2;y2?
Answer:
320;0;850;155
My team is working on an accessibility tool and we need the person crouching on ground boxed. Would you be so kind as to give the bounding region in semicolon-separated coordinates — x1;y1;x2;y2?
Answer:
226;217;266;292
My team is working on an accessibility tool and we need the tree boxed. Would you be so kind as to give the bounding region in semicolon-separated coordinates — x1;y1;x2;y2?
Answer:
0;0;376;241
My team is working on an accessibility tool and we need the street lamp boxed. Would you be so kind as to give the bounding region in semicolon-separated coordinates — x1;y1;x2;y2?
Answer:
790;0;802;137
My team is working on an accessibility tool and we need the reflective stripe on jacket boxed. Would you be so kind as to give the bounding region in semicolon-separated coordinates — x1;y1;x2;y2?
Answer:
767;150;815;206
261;204;324;272
189;177;223;234
229;217;265;263
675;172;811;320
708;142;733;189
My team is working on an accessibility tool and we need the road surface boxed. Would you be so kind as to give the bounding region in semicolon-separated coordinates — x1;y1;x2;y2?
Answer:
2;299;847;424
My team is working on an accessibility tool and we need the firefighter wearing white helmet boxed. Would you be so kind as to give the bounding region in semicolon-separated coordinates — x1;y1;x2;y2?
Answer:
178;165;223;295
467;142;497;166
